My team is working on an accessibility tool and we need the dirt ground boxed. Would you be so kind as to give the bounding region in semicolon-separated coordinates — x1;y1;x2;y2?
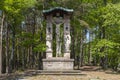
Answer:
24;71;120;80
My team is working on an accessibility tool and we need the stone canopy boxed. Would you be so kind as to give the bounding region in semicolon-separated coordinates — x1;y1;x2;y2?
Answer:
43;7;73;18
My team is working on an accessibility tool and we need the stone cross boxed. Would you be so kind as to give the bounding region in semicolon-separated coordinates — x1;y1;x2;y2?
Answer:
42;7;74;71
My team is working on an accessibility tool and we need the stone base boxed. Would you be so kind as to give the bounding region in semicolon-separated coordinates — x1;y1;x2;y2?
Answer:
64;53;70;58
46;50;52;58
42;58;74;70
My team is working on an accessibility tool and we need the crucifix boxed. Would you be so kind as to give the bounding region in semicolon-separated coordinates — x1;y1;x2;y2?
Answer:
53;13;64;57
42;7;74;70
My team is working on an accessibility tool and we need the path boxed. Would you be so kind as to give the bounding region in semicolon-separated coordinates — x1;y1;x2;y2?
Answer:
23;71;120;80
0;66;120;80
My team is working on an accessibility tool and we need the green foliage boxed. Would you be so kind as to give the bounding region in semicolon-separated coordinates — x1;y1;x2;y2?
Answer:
18;31;46;52
1;0;37;26
102;3;120;26
2;0;33;15
33;44;46;52
92;39;120;68
92;39;119;56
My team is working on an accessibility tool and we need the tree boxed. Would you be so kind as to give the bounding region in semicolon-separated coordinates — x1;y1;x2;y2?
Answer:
87;1;120;69
0;11;5;74
0;0;36;73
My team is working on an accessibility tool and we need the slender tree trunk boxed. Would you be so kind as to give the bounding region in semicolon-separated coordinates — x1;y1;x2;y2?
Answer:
39;30;43;70
30;46;33;68
5;21;9;73
27;47;30;69
32;13;36;68
80;31;83;67
81;44;84;66
88;31;91;65
16;42;19;70
22;47;25;70
84;44;87;65
38;52;42;70
71;26;75;59
9;27;15;73
0;12;5;74
76;33;80;69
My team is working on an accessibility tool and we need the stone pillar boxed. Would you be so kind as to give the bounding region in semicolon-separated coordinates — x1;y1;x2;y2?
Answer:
46;16;53;58
64;16;71;58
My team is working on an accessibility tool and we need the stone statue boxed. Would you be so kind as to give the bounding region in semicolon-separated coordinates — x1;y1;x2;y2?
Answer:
64;34;71;52
46;40;51;51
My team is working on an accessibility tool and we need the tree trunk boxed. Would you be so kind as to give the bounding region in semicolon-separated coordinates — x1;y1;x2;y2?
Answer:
5;21;9;73
88;31;91;65
71;26;75;59
9;27;15;73
16;42;19;70
0;12;5;74
79;30;83;68
22;47;25;70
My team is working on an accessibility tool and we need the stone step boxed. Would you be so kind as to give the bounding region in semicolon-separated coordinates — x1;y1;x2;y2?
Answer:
24;70;85;75
37;72;85;75
37;70;81;73
28;70;81;73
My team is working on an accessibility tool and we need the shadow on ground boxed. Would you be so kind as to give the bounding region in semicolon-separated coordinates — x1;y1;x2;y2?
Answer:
0;72;39;80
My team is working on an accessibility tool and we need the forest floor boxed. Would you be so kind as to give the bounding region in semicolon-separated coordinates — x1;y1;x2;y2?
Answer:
0;66;120;80
24;70;120;80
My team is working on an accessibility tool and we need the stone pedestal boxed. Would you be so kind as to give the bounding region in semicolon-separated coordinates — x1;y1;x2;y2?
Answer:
64;53;70;58
43;58;74;70
64;50;71;58
46;51;52;58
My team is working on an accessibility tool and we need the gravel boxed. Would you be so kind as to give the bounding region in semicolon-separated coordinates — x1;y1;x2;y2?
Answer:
22;71;120;80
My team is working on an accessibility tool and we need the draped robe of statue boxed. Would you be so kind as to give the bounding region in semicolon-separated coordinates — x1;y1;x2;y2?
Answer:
64;34;71;52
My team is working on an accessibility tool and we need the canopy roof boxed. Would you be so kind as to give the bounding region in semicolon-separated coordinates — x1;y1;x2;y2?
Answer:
43;7;73;17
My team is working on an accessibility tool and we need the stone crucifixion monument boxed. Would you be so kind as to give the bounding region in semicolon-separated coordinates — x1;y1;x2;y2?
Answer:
42;7;74;70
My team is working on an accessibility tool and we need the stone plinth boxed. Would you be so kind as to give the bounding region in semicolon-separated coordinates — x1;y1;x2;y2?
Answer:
46;51;52;58
42;58;74;70
64;53;70;58
64;50;71;58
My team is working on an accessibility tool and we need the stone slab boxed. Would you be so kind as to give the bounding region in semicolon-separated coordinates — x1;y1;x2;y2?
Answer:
37;73;84;75
42;58;74;70
24;70;84;75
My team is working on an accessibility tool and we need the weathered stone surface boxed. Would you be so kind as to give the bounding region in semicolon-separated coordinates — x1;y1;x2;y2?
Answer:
64;53;70;58
46;52;52;58
43;7;74;70
42;58;74;70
